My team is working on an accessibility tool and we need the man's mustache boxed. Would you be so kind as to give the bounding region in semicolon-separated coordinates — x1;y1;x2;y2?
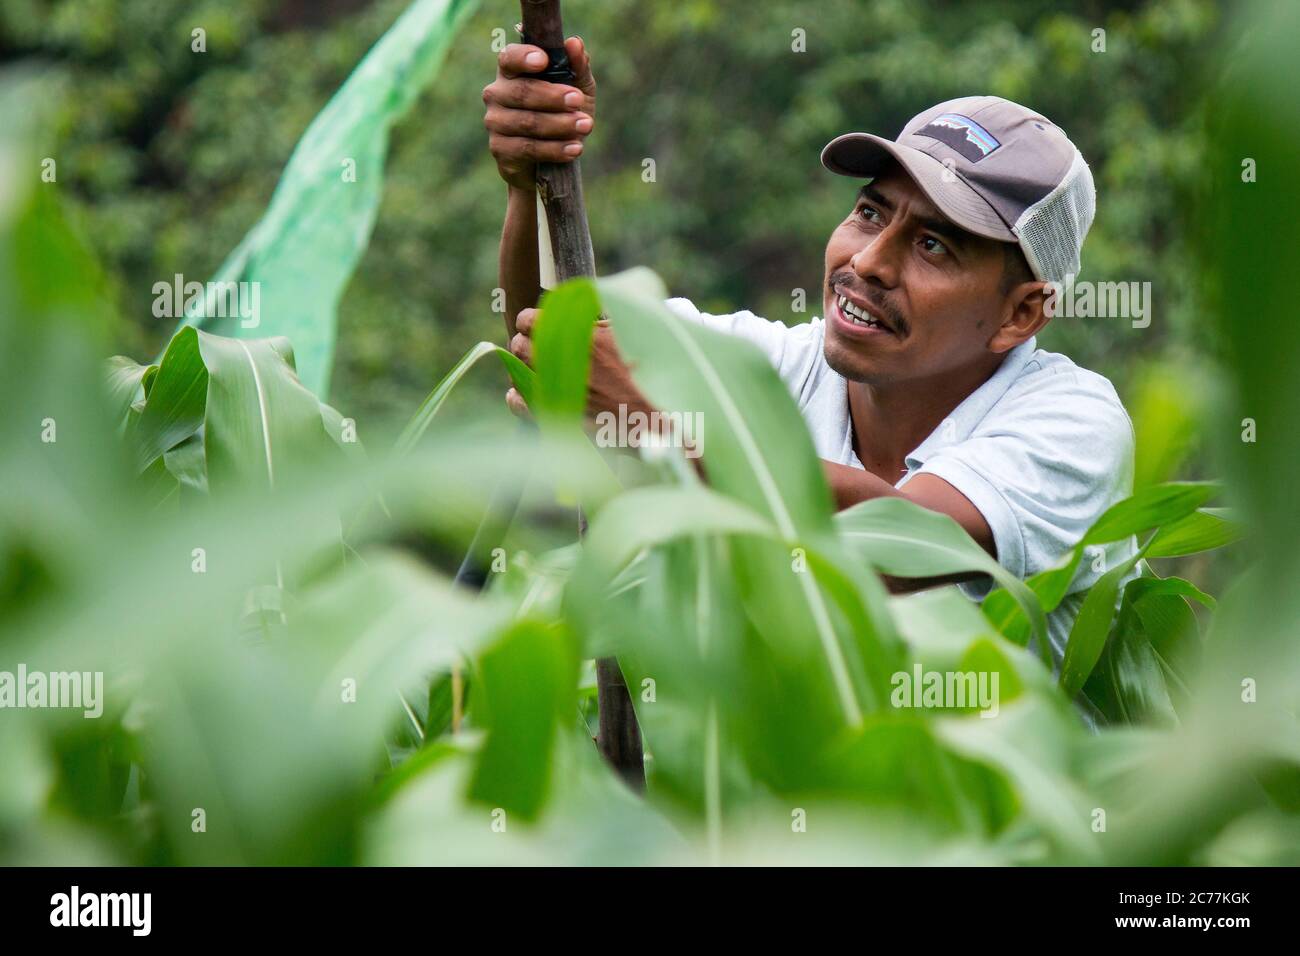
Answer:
829;272;909;336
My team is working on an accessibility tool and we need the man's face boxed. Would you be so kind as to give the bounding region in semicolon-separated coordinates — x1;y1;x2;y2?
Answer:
822;162;1015;386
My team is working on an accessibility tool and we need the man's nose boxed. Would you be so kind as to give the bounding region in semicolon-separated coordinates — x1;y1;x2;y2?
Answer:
849;227;905;289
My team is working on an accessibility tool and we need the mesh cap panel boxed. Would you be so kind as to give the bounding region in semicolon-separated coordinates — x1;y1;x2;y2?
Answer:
1014;149;1095;283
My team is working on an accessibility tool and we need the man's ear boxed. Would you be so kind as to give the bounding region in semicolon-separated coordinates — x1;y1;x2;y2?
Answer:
988;281;1050;353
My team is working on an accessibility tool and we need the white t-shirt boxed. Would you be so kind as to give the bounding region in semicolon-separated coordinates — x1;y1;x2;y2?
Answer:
663;297;1139;672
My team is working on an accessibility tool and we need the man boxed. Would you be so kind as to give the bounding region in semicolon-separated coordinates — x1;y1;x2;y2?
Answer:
482;38;1136;668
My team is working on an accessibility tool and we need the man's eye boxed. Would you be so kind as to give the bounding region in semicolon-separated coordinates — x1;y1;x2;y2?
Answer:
858;204;882;224
921;236;948;255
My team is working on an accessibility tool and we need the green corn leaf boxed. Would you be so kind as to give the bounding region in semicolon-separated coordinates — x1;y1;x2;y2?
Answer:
568;482;903;804
293;550;512;713
983;481;1221;643
1059;545;1150;697
173;0;481;399
565;483;776;657
588;454;748;857
1125;574;1216;612
529;278;619;507
598;269;897;725
1083;579;1175;727
163;433;208;501
195;331;335;493
599;269;835;536
571;486;777;586
532;279;600;424
1084;574;1210;723
1082;481;1219;546
1146;508;1243;558
105;356;153;434
395;340;537;456
836;496;1046;651
136;548;507;865
1128;575;1212;715
468;619;578;823
1086;620;1176;726
319;401;364;459
931;700;1101;861
981;553;1082;646
131;327;209;472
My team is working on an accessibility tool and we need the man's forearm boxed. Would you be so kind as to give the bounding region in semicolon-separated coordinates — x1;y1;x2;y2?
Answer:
822;459;994;593
823;459;906;511
499;184;542;340
825;459;994;556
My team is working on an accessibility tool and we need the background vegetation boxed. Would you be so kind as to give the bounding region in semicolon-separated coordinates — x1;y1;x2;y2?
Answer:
3;0;1220;416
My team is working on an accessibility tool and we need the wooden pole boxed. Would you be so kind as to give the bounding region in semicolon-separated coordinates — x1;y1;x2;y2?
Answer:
520;0;644;791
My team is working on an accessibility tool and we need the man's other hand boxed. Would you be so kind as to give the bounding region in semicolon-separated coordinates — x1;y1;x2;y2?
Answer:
505;307;655;428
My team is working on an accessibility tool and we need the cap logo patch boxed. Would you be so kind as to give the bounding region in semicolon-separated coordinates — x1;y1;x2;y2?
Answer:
915;113;1001;163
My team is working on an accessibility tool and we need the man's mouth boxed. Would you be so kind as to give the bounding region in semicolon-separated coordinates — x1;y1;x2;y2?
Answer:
830;291;896;336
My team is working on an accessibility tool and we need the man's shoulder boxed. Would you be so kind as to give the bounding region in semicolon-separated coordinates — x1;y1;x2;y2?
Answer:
663;295;826;357
663;296;833;405
663;296;711;322
1016;345;1125;407
664;296;821;334
998;343;1133;440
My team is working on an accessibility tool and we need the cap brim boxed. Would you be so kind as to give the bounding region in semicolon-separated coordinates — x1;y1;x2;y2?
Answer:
821;133;1016;242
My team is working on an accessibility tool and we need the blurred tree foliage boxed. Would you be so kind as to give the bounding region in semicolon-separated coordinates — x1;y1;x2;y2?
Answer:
2;0;1219;423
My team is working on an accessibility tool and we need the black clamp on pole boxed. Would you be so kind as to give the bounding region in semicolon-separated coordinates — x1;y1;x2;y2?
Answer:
516;23;576;85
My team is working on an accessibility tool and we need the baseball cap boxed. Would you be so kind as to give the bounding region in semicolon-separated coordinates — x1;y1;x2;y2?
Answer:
821;96;1095;283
